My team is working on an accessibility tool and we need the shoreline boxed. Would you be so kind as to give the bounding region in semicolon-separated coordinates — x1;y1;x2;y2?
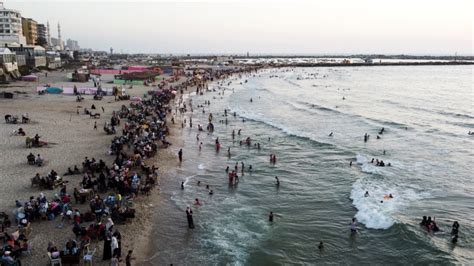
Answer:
0;67;259;265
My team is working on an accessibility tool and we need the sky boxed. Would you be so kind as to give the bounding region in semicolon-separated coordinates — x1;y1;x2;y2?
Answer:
5;0;473;55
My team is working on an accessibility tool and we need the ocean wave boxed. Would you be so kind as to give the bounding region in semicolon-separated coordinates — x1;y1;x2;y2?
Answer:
438;110;474;120
350;177;427;229
229;106;333;148
356;154;385;175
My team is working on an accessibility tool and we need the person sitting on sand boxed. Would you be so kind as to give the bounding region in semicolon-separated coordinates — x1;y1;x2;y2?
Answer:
73;165;81;174
35;154;44;167
27;153;35;165
17;128;26;136
64;167;74;176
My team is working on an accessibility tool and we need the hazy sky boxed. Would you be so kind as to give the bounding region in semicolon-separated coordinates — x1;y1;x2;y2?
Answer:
6;0;473;55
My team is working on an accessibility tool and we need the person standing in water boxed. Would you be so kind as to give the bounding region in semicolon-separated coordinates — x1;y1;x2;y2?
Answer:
275;176;280;187
181;181;184;190
178;149;183;162
269;211;274;222
186;207;195;229
350;218;357;233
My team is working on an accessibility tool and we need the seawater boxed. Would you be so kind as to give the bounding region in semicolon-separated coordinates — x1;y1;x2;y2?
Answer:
149;65;473;265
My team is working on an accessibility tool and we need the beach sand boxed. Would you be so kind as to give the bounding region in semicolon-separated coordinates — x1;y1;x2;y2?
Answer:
0;71;182;265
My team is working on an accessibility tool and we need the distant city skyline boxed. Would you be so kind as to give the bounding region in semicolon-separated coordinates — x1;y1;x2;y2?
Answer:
7;0;473;55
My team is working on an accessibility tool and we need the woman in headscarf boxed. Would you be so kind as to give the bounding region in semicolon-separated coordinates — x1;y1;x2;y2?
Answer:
102;229;112;260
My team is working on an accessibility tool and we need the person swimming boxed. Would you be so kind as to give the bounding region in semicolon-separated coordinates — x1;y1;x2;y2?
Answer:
364;191;369;197
420;216;428;226
318;242;324;250
329;132;333;137
269;211;274;222
194;198;201;205
350;218;357;233
275;176;280;186
181;181;184;190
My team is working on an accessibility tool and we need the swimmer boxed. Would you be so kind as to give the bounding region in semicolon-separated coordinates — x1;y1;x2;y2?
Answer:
275;176;280;186
209;190;214;195
350;218;357;233
181;181;184;190
269;211;274;222
329;132;333;137
318;242;324;250
364;191;369;197
225;166;229;172
194;198;201;205
249;165;252;172
349;161;352;167
197;181;201;186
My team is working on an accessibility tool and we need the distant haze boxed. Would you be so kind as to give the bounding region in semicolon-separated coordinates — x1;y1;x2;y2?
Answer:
8;0;473;55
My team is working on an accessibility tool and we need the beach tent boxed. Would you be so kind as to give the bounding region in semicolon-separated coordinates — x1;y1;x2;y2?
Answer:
22;75;38;82
45;87;63;94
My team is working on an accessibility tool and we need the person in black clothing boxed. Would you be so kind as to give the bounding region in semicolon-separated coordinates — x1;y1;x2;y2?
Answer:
186;207;194;229
178;149;183;162
269;211;274;222
420;216;428;226
125;250;134;266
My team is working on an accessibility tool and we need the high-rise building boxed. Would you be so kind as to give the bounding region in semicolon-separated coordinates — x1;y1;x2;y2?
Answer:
21;17;37;45
66;39;79;51
0;2;26;45
36;23;46;46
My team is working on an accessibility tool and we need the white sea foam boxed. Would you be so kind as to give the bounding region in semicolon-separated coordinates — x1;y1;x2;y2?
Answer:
356;154;385;175
198;163;206;170
183;174;197;186
350;177;425;229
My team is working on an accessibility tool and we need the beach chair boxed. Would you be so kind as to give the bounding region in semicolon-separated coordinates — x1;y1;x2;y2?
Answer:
83;248;96;266
47;252;62;266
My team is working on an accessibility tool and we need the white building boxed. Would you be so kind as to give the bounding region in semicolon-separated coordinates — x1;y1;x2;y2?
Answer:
0;2;26;46
66;39;79;51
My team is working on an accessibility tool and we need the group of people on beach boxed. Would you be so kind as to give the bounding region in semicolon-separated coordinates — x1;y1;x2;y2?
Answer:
2;75;182;265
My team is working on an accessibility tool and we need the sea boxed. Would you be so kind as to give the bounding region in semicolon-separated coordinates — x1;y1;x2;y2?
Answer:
148;65;473;265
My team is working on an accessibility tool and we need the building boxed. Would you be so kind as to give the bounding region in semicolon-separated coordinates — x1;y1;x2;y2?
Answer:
0;47;17;71
50;37;63;51
0;2;26;46
21;17;37;45
7;43;46;68
45;50;61;69
66;39;79;51
36;23;46;45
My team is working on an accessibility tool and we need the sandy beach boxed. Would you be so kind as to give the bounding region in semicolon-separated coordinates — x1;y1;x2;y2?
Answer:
0;71;183;265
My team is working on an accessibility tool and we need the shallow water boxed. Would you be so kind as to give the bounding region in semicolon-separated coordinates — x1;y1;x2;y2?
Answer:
150;65;473;265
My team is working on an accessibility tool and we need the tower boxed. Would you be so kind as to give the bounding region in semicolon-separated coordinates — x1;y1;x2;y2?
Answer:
110;47;113;55
58;22;63;50
47;21;51;47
